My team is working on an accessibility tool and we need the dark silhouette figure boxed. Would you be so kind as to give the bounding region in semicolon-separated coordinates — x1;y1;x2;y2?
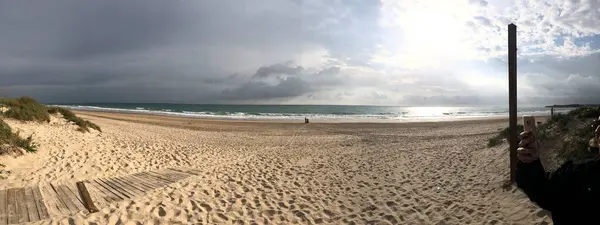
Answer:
516;130;600;224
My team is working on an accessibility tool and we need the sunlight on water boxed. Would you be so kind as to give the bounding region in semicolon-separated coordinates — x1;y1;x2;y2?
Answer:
407;107;457;117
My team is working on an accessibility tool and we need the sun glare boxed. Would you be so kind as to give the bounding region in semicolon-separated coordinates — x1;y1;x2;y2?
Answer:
376;0;479;69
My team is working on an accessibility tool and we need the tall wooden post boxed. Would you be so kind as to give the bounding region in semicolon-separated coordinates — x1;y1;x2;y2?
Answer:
508;24;518;183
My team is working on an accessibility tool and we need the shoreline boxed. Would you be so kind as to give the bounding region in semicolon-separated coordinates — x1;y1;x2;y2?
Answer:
72;108;550;125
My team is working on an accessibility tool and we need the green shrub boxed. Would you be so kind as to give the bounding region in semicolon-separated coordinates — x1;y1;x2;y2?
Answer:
0;96;50;122
568;106;600;119
548;113;572;131
47;107;101;132
0;118;38;154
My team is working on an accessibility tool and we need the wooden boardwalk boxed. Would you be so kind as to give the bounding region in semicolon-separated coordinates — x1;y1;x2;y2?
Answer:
0;168;200;225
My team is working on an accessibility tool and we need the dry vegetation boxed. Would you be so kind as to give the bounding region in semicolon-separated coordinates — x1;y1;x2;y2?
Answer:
488;106;600;163
0;96;101;157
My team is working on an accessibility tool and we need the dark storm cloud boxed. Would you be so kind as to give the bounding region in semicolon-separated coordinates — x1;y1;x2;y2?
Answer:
0;1;186;60
222;77;311;100
0;0;384;103
220;62;351;101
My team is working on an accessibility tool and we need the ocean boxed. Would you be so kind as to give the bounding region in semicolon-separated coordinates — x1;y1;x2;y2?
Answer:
51;103;573;122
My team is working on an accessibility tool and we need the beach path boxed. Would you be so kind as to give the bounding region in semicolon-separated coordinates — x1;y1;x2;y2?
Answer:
1;168;193;224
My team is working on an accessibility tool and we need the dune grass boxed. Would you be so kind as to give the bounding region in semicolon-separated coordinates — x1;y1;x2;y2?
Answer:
0;96;50;122
487;124;524;147
47;106;101;132
0;118;38;155
0;96;100;132
487;106;600;162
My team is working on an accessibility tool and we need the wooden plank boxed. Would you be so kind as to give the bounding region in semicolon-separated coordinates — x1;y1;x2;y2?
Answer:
98;178;133;199
146;171;179;182
39;184;68;216
135;172;170;185
110;177;143;197
115;176;151;193
51;184;79;213
93;179;127;201
147;171;179;182
62;184;87;213
31;187;50;220
82;181;110;207
161;169;190;179
124;175;159;190
140;171;173;183
7;188;17;224
24;187;40;222
66;183;83;205
152;170;188;182
76;182;99;213
16;188;28;223
0;188;7;225
86;180;118;202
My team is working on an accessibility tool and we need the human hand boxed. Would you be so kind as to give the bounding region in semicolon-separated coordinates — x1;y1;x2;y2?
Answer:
517;131;539;163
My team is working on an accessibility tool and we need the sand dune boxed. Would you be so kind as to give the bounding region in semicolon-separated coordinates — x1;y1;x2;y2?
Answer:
0;112;552;224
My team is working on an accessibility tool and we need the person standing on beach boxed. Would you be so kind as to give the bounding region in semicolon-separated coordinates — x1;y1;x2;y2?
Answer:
516;129;600;224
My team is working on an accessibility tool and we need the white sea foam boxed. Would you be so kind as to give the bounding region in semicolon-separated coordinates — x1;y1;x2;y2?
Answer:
52;104;571;122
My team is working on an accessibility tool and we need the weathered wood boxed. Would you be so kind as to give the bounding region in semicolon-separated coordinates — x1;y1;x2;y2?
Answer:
31;187;50;220
65;183;84;205
131;174;165;189
114;176;149;193
126;174;160;189
508;23;518;183
147;171;179;182
16;188;28;223
24;187;40;222
76;181;99;213
142;171;177;182
99;178;133;199
52;184;80;212
82;181;110;207
39;184;68;216
63;184;88;213
135;172;171;185
93;179;127;200
0;188;7;225
125;175;160;190
7;189;17;224
110;177;143;196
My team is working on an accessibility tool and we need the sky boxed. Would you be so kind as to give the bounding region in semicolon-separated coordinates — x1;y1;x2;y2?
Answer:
1;0;600;106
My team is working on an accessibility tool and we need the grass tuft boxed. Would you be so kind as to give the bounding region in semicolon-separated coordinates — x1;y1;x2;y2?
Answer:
487;106;600;163
0;118;38;155
47;107;101;132
0;97;50;122
487;124;524;147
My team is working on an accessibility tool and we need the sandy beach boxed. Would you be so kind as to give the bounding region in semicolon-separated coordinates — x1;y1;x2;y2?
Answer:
0;111;552;224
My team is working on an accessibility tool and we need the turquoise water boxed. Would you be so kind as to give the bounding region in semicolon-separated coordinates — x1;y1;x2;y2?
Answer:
52;103;570;122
